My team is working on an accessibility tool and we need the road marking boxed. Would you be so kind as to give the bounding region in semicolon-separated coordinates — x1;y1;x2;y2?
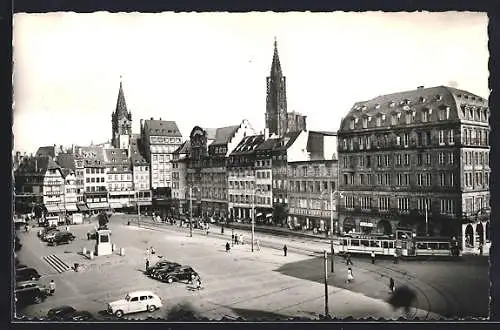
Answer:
42;255;71;273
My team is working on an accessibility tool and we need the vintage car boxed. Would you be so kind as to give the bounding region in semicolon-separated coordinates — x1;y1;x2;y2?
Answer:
156;266;198;284
107;291;162;318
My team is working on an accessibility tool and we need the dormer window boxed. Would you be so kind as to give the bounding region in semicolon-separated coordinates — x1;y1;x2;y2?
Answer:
421;109;429;122
376;115;382;127
362;117;368;128
461;104;466;117
469;108;474;119
464;95;469;100
436;94;442;101
457;94;461;98
389;101;395;108
349;118;355;129
391;113;398;125
419;96;426;103
374;104;380;110
361;105;367;111
381;114;386;121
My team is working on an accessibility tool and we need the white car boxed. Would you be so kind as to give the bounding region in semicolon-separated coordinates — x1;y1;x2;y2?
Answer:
107;291;162;317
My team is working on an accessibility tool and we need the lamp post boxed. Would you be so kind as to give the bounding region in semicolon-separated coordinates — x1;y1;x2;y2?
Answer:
321;190;336;273
189;185;200;238
425;199;428;236
136;191;141;228
252;187;263;253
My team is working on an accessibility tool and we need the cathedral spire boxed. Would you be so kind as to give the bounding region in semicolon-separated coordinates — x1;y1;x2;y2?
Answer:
270;37;282;77
115;76;128;118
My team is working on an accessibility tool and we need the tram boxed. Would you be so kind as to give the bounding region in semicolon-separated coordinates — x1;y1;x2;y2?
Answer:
337;232;458;257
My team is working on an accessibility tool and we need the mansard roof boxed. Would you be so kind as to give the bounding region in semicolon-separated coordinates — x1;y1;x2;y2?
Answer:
144;120;182;137
35;146;55;158
230;135;265;155
212;125;240;146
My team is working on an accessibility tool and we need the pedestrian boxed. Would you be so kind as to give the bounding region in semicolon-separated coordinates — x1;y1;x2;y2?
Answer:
393;250;399;264
146;248;150;258
346;253;353;266
24;223;29;233
283;244;288;257
389;277;395;293
225;242;230;252
231;233;235;244
206;226;210;235
151;246;155;255
195;275;202;290
49;280;56;295
346;267;354;284
145;259;150;271
371;251;376;264
479;243;484;256
221;225;224;235
65;225;70;232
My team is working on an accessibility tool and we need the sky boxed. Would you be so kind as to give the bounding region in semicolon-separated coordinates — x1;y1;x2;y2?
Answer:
13;11;488;154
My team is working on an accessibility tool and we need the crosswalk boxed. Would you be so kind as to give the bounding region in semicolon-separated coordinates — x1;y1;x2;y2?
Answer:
42;254;72;273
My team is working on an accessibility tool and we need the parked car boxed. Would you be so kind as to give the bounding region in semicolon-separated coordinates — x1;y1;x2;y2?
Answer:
15;281;48;306
157;266;198;284
145;260;181;276
107;291;162;318
46;306;77;320
41;228;60;241
38;226;56;237
149;263;182;279
47;231;75;246
16;267;41;282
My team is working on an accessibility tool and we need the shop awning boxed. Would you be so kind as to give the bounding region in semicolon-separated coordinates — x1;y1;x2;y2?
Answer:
45;204;60;213
88;202;110;209
65;204;78;212
77;204;89;212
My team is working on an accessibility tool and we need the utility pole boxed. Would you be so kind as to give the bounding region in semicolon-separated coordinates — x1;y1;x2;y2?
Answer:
330;191;334;273
324;249;329;317
252;191;255;252
425;199;429;236
189;187;193;237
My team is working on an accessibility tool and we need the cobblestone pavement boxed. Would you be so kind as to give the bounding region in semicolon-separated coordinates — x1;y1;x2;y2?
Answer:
15;216;449;321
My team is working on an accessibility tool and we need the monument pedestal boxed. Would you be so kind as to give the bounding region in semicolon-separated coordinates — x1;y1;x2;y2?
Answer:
94;229;112;256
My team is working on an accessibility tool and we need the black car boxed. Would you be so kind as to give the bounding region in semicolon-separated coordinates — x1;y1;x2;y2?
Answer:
16;267;41;282
157;266;198;284
46;306;77;320
147;262;182;278
47;231;75;246
15;281;48;306
145;260;180;275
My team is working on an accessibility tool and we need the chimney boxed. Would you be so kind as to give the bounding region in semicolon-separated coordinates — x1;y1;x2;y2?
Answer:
417;86;424;89
159;117;162;120
35;158;38;172
264;128;270;140
150;117;153;120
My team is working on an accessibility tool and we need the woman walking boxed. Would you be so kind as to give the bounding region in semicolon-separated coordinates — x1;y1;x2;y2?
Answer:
346;267;354;284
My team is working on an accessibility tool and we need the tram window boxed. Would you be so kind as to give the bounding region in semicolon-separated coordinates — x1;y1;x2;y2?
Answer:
382;241;388;248
428;243;438;249
351;240;360;246
370;241;380;247
361;240;369;247
417;242;426;249
341;239;347;246
438;243;450;250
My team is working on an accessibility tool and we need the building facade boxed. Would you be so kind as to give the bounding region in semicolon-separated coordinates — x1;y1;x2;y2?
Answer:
171;141;190;215
130;134;152;210
287;160;338;232
104;148;134;210
337;85;490;241
141;118;183;190
77;147;109;213
61;169;78;213
227;135;265;221
111;79;132;149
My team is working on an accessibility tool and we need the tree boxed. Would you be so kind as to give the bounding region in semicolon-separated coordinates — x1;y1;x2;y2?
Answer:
272;203;289;226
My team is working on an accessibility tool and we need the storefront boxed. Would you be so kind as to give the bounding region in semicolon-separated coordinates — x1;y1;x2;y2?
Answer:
359;221;375;234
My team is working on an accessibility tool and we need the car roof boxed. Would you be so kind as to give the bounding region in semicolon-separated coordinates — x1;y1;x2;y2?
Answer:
16;281;40;288
128;290;156;296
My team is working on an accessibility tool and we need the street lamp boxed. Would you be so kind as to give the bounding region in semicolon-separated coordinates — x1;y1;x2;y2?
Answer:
136;191;141;228
189;185;200;238
252;187;263;253
320;190;336;273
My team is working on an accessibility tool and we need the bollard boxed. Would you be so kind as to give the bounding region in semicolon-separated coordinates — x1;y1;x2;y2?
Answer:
89;251;94;260
120;247;125;256
82;247;87;255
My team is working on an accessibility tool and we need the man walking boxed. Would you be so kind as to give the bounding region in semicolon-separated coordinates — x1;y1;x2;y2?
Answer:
145;259;150;271
225;242;231;252
371;251;376;264
346;253;353;266
283;244;288;257
393;250;399;264
389;277;395;293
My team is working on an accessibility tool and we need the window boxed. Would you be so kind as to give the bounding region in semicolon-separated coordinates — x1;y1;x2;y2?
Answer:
404;173;410;185
417;198;431;212
439;173;445;186
449;173;455;187
384;173;391;185
377;155;382;167
359;156;365;167
384;155;390;167
417;153;423;166
404;154;410;166
438;152;445;165
378;197;390;211
395;154;402;166
360;174;365;185
417;173;423;186
362;117;368;128
376;174;382;185
425;173;432;186
440;199;455;215
403;133;409;147
421;110;428;122
349;118;355;129
405;112;412;124
391;113;398;125
397;198;410;212
438;130;445;145
447;129;454;144
449;152;454;165
425;153;431;165
395;134;401;146
396;173;402;185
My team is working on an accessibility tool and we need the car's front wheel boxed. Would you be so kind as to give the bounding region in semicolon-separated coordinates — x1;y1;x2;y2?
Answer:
148;305;156;312
33;296;42;304
114;310;124;318
167;277;174;284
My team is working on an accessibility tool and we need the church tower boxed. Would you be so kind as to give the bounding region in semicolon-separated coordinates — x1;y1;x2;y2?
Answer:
111;77;132;149
265;38;288;137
